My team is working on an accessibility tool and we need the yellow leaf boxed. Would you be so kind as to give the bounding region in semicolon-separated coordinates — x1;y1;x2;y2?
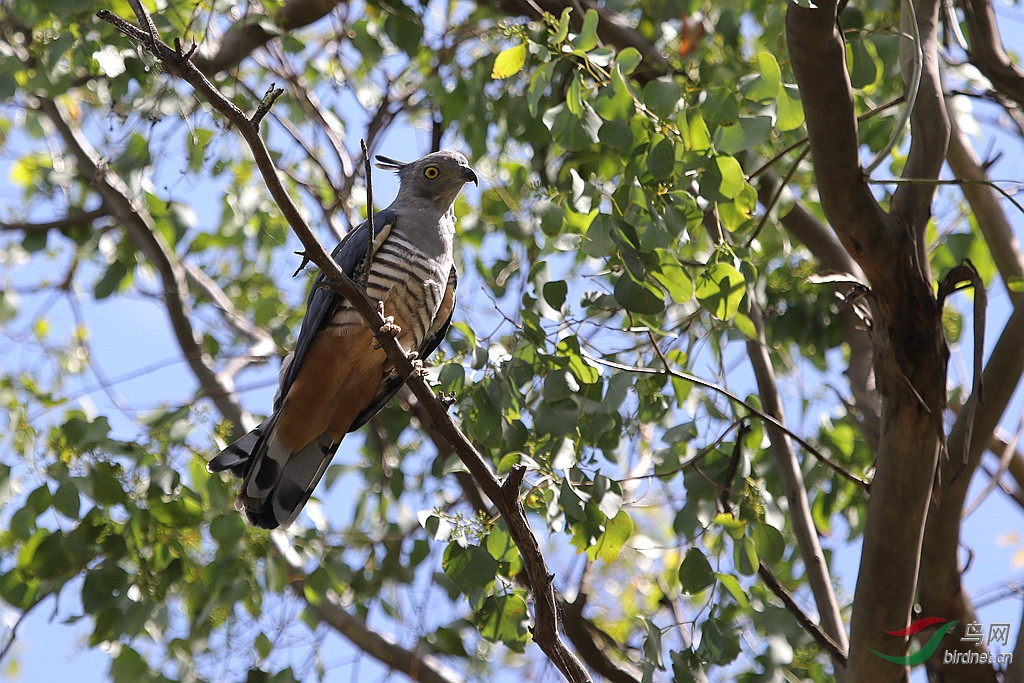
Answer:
491;43;526;79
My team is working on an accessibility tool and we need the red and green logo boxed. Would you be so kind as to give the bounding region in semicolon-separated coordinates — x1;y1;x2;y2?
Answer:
870;617;959;666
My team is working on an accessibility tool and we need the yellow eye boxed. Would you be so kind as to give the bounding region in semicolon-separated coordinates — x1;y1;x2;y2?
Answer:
424;166;440;179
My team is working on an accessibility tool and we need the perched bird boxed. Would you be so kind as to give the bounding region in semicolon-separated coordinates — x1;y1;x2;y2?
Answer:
209;150;478;529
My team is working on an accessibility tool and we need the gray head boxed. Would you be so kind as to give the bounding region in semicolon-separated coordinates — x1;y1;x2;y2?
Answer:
376;150;478;207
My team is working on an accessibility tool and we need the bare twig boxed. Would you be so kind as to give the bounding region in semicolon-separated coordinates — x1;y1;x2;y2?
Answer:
757;562;848;664
360;139;374;290
0;206;108;233
587;349;869;489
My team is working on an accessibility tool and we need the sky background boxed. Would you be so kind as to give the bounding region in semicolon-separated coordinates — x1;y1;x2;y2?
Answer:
3;4;1024;683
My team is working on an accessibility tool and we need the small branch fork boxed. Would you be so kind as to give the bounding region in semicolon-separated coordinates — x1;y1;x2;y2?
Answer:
97;7;591;682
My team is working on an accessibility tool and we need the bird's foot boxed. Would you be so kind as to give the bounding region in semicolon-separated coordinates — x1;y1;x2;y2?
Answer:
408;352;428;377
374;303;402;348
437;391;456;408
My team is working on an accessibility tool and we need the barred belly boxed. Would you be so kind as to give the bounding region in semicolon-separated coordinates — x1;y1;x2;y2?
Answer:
327;233;447;352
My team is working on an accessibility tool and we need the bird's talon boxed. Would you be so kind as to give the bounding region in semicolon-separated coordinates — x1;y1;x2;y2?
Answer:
437;391;457;408
376;315;401;339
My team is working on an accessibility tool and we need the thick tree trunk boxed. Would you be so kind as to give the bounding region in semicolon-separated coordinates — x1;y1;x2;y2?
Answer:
787;0;950;679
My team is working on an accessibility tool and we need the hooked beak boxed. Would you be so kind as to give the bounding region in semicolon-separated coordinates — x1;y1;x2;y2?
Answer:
462;167;479;186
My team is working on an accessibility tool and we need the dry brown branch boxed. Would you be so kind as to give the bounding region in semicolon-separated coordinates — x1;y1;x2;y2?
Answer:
98;7;591;681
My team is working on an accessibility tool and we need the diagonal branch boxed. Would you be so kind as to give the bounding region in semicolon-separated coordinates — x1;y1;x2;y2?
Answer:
277;548;466;683
744;300;850;669
98;7;591;682
190;0;350;76
36;96;250;436
945;94;1024;302
959;0;1024;111
755;173;881;446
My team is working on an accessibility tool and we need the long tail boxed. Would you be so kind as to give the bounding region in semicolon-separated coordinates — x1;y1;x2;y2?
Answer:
209;419;340;529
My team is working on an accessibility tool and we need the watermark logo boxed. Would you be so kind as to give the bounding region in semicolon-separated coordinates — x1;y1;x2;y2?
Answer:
870;617;1014;667
870;617;958;666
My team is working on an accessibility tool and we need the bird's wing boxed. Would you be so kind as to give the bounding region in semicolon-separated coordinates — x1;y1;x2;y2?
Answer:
274;208;397;411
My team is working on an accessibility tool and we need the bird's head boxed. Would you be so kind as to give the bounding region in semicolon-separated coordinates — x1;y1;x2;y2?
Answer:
376;150;478;205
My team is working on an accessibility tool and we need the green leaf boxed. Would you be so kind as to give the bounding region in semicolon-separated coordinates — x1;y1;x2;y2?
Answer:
94;260;131;300
716;115;773;154
740;52;781;102
700;154;746;201
255;632;273;659
599;119;634;151
492;43;526;79
474;593;530;652
641;617;664;670
614;272;665;315
552;6;572;44
593;66;635;121
715;572;750;608
542;280;568;310
776;84;805;131
186;128;214;173
695;262;745;320
588;510;633;562
527;60;557;117
679;548;715;594
847;38;881;90
556;335;600;385
685;111;712;151
651;250;693;304
210;513;246;549
53;480;81;519
697;618;742;665
616;46;642;75
110;645;149;683
443;543;497;592
572;9;600;52
647;137;675;179
733;536;759;576
485;524;519;563
752;523;785;565
703;87;739;127
643;77;682;119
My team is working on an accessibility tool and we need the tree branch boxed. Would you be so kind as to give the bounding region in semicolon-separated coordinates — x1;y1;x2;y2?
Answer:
788;2;952;680
959;0;1024;111
744;300;850;669
756;173;881;446
190;0;348;76
0;207;108;233
36;96;250;436
278;550;466;683
919;297;1024;681
945;94;1024;301
98;7;591;681
785;0;896;280
890;0;950;241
